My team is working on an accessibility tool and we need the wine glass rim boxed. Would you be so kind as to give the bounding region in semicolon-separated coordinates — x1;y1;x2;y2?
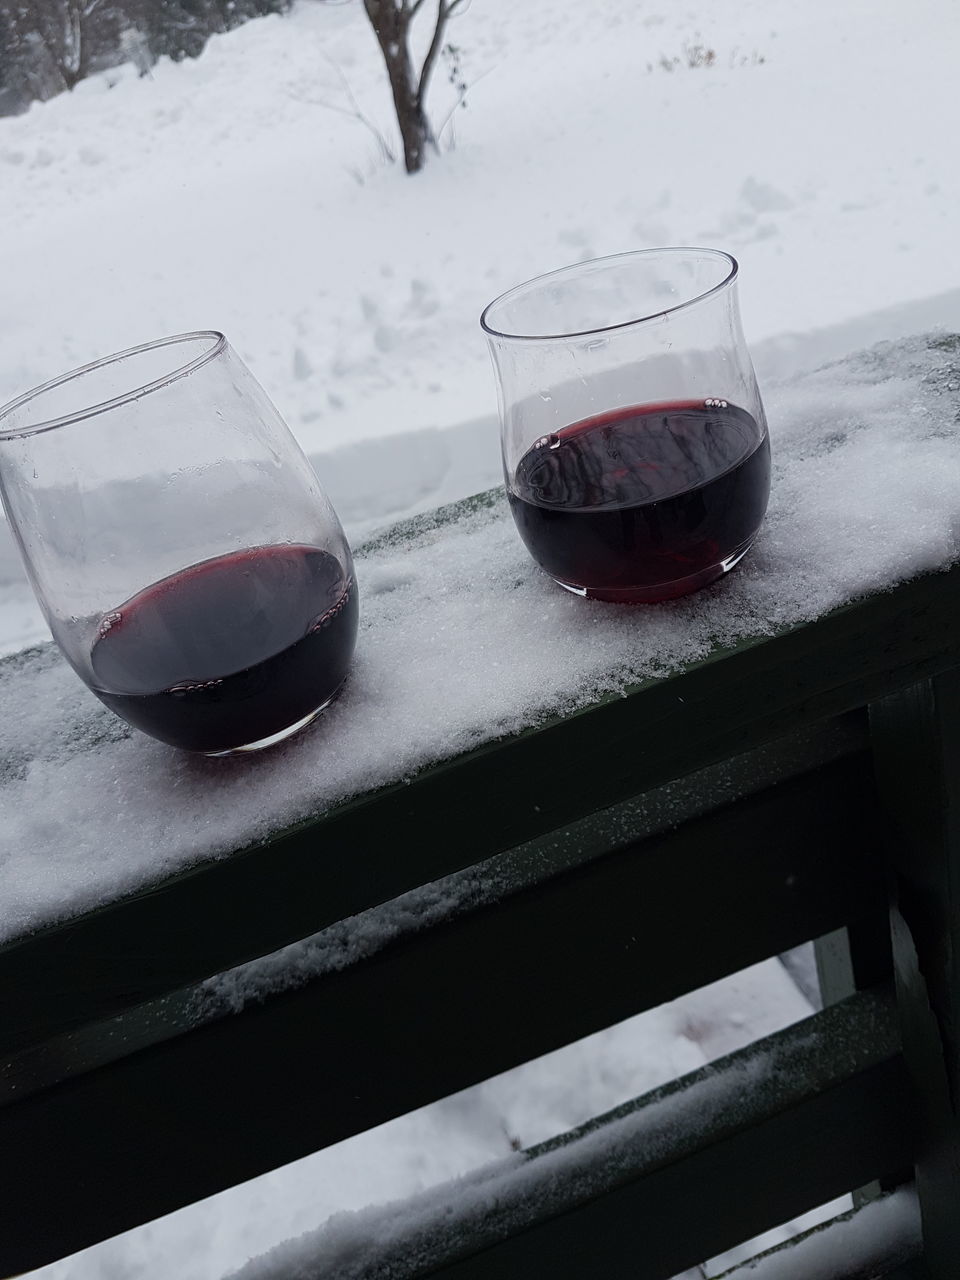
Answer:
0;330;227;440
479;247;739;343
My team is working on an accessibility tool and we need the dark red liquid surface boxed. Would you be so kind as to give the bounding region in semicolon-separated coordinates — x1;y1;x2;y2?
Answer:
90;544;358;753
508;400;770;602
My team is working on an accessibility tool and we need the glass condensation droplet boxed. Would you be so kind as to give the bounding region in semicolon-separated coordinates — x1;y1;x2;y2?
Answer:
98;611;122;638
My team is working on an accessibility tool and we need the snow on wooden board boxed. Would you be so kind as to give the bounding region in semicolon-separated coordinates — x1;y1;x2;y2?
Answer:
715;1190;920;1279
219;990;913;1280
0;335;959;944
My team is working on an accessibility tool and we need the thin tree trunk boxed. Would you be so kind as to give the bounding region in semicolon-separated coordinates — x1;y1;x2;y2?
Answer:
384;42;432;174
363;0;437;174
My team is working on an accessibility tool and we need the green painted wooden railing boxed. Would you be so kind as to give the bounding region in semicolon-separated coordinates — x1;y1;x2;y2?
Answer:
3;342;960;1276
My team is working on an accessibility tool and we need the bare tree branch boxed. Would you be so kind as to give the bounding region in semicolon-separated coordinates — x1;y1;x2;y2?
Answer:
436;62;491;144
294;57;396;163
328;55;392;151
416;1;450;108
64;3;83;78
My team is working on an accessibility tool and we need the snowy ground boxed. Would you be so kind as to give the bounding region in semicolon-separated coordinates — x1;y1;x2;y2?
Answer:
1;0;958;454
2;0;958;1274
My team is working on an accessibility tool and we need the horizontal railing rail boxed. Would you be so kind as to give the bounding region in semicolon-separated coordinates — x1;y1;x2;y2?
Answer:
1;746;896;1270
191;988;919;1280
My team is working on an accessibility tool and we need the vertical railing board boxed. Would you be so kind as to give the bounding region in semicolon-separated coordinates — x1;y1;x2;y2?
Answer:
871;670;960;1278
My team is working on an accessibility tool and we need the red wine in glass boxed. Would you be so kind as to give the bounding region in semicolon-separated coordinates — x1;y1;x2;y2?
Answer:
508;399;770;603
90;544;358;753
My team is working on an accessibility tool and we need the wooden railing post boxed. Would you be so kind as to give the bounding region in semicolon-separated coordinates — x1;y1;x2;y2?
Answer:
871;669;960;1277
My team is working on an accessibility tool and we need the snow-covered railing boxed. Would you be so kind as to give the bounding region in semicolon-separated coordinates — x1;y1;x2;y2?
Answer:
222;989;921;1280
2;336;960;1276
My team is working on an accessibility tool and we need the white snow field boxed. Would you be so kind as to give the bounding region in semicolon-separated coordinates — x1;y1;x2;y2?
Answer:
1;0;958;1274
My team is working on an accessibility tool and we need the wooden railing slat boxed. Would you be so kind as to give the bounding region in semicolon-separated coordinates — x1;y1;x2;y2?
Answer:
185;989;912;1280
871;670;960;1280
0;753;890;1270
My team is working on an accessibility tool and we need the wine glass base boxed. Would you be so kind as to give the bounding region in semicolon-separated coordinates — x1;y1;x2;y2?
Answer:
201;679;348;757
552;538;757;605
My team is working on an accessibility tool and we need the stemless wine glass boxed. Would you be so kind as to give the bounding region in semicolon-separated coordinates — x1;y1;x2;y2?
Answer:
0;332;358;755
481;248;771;603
